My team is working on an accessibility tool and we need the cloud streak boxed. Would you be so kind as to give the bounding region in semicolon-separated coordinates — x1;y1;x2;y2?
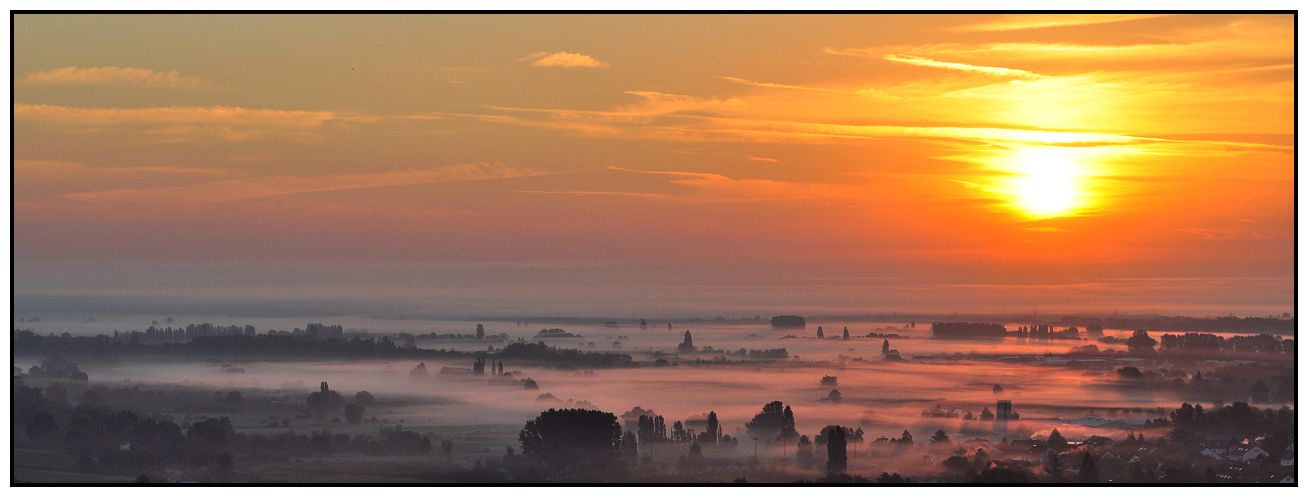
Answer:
883;55;1042;79
957;14;1172;32
14;104;340;142
24;66;213;89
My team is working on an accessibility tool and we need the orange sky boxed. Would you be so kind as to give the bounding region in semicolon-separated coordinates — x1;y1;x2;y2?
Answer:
12;14;1295;317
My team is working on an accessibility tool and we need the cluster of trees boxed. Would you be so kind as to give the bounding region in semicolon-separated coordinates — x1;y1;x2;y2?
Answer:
1167;401;1295;441
1158;333;1291;354
497;341;634;367
518;408;623;474
1058;315;1293;334
770;315;807;329
931;322;1007;338
23;356;89;381
17;377;426;477
744;401;798;442
305;383;371;424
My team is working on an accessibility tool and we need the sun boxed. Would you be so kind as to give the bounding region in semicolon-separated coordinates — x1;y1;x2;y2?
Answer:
1003;146;1090;218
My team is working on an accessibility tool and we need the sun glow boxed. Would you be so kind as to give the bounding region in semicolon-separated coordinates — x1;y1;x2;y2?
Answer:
1002;146;1093;218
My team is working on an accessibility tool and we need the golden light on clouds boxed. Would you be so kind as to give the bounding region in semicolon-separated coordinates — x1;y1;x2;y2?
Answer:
11;13;1294;314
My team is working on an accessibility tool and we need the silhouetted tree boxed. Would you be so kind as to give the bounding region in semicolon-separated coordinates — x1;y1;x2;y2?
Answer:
476;323;485;339
621;430;639;465
354;390;375;405
842;327;849;340
688;442;705;466
930;429;949;443
671;421;688;442
882;339;890;354
797;434;814;466
1079;451;1098;483
746;401;790;440
519;408;622;473
816;326;824;338
1047;428;1067;451
678;331;696;353
25;411;58;440
345;403;365;424
306;382;345;414
1046;452;1063;481
824;426;847;473
898;429;913;444
1126;330;1157;354
780;405;798;443
704;411;721;445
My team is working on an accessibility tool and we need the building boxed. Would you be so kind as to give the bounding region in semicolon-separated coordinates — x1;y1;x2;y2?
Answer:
996;400;1014;421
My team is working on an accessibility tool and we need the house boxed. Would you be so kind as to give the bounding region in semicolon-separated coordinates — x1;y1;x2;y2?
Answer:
1200;447;1225;460
1229;445;1270;463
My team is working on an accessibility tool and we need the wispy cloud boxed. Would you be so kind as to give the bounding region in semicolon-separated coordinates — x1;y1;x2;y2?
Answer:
957;14;1171;32
14;104;340;142
883;55;1042;79
746;155;781;163
64;162;541;205
24;66;213;89
520;51;608;68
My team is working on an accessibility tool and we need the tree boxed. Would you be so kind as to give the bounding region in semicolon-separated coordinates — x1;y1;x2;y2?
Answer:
816;326;824;338
898;429;913;444
797;434;814;466
25;411;58;440
476;323;485;339
930;429;949;443
354;390;376;405
1079;452;1099;483
688;442;705;466
745;401;789;440
344;403;365;424
225;391;243;405
671;421;688;442
1126;330;1157;354
842;327;850;340
704;411;721;445
780;405;798;443
1046;452;1063;481
306;382;345;413
1047;428;1067;451
1251;379;1270;403
824;426;847;473
882;339;890;354
678;331;696;353
441;439;454;456
621;430;639;465
519;408;623;473
638;415;656;444
187;417;235;449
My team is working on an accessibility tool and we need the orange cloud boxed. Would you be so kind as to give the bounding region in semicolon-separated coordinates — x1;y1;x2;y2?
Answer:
521;51;607;68
24;65;214;89
957;14;1171;32
14;104;339;142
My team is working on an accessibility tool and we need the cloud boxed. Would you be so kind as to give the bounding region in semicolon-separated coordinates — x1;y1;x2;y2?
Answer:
957;14;1171;32
14;104;340;142
24;66;213;89
746;155;781;163
520;51;608;68
64;162;541;205
883;55;1042;79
